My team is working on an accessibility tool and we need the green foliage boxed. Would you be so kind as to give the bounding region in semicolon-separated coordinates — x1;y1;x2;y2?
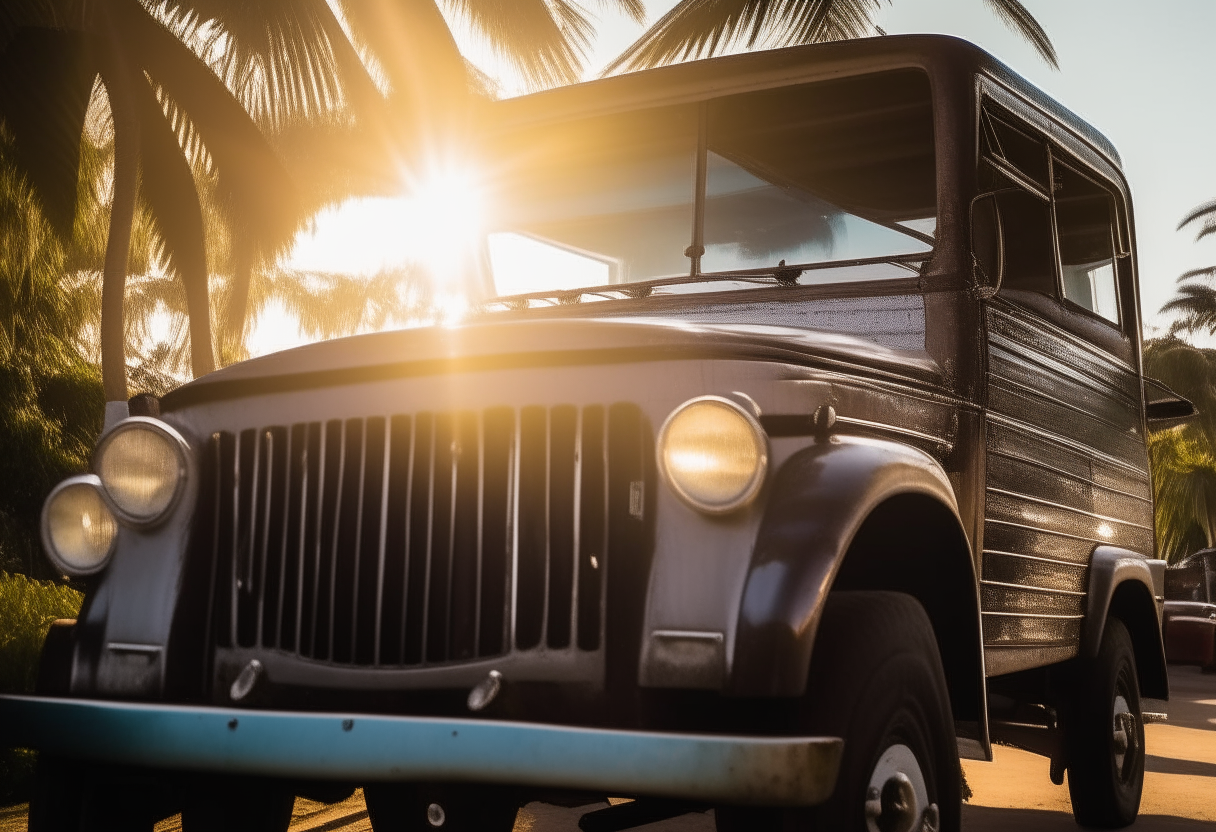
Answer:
1144;337;1216;562
0;571;81;694
0;139;104;578
0;571;80;807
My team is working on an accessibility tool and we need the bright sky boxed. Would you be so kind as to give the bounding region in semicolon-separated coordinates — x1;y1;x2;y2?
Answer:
262;0;1216;354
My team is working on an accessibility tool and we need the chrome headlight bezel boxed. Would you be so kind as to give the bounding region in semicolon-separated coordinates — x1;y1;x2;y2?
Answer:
93;417;190;526
40;474;118;576
656;395;769;515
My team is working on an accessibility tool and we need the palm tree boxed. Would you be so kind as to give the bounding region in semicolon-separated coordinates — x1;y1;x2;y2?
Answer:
0;0;300;403
605;0;1057;73
158;0;646;356
1144;337;1216;562
1160;200;1216;338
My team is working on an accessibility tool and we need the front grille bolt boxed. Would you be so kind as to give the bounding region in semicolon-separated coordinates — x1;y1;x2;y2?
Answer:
467;669;503;712
427;802;446;827
229;659;263;703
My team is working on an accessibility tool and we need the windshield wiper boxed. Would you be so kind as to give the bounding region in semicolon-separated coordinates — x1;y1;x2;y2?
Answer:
480;252;929;310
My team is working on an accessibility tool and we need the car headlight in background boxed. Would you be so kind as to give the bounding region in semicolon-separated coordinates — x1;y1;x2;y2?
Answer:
95;418;188;524
42;476;117;576
657;396;768;514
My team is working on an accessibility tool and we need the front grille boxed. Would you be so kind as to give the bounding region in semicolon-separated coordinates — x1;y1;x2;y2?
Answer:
203;405;615;668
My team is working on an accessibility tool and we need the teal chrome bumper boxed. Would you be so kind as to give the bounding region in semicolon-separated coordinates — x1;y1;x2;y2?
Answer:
0;695;842;806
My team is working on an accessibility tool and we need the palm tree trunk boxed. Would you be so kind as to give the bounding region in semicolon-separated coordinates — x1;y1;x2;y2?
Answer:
222;237;255;364
96;45;141;403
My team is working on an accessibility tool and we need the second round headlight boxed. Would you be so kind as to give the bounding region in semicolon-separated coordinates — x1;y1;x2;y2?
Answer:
95;419;187;523
657;396;768;514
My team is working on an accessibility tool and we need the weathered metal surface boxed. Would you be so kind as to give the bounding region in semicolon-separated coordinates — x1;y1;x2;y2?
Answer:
0;695;842;806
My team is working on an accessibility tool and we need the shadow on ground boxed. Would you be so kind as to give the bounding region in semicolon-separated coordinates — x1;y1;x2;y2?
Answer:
963;806;1215;831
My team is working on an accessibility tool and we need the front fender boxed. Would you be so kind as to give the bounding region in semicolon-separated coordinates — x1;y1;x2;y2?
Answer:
728;435;965;697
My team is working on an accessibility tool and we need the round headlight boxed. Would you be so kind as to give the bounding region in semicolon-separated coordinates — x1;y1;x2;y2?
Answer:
95;419;187;524
657;396;768;514
42;476;117;576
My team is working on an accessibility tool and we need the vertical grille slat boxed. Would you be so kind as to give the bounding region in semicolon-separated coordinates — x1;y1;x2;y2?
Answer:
577;406;606;650
547;406;577;649
212;404;620;670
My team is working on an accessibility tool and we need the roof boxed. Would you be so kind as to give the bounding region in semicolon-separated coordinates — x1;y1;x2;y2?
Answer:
493;34;1121;170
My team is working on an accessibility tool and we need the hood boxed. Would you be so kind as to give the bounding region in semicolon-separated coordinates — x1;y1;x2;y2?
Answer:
162;316;941;411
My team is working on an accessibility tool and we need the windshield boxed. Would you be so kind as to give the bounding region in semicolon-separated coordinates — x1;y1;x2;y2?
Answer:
481;68;936;300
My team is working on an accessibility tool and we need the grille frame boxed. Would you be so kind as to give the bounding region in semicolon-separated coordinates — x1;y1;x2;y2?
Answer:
203;404;621;692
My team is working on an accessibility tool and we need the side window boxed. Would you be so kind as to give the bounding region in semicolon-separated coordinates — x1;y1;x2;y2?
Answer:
978;106;1125;328
1055;163;1119;323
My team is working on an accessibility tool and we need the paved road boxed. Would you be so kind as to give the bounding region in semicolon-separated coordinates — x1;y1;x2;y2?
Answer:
2;665;1211;831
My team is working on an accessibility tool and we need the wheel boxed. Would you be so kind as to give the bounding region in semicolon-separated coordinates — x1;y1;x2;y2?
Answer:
716;591;959;832
180;775;294;832
364;782;520;832
28;756;160;832
1063;617;1144;828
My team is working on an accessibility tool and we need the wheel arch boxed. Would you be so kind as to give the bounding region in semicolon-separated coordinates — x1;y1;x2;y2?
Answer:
729;436;986;752
1084;547;1169;700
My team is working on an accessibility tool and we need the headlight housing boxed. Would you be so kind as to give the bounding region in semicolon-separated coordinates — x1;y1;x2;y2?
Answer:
41;475;118;576
657;396;768;514
95;418;188;525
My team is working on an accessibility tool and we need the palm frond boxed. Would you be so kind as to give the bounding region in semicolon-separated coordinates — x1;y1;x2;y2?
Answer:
118;0;302;255
152;0;383;127
605;0;886;73
443;0;598;88
1179;199;1216;233
980;0;1057;69
0;28;96;239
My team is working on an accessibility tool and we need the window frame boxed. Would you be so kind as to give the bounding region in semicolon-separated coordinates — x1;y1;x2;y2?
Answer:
979;102;1128;333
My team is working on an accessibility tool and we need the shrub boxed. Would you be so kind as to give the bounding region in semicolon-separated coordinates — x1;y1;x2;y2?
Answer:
0;571;82;807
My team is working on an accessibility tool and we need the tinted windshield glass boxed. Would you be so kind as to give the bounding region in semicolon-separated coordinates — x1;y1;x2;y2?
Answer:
483;69;935;298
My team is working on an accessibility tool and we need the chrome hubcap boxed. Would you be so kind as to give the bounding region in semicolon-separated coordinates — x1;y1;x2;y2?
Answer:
864;744;939;832
1112;693;1139;778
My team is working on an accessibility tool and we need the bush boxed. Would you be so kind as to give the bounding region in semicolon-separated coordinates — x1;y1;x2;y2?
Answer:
0;571;82;807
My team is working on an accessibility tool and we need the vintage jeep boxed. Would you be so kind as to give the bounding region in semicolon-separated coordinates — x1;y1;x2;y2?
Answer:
2;34;1180;832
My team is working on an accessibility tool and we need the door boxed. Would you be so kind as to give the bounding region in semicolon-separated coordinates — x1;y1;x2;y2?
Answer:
975;103;1154;677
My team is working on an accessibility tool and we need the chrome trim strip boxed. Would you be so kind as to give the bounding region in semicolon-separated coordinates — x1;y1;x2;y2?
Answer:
988;332;1134;405
987;303;1135;374
106;643;162;655
833;415;946;447
984;517;1111;548
984;447;1151;505
982;549;1089;570
986;487;1153;531
988;372;1134;441
979;579;1086;598
981;611;1084;620
986;413;1147;477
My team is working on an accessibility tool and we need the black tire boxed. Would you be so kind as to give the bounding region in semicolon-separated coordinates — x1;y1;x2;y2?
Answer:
364;782;520;832
180;775;295;832
716;591;960;832
1063;617;1144;828
28;756;160;832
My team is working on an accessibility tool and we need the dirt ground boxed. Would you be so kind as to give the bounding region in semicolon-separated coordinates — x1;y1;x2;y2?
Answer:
2;664;1212;831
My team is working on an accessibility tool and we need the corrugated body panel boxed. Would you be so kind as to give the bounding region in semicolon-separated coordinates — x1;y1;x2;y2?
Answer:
982;304;1151;650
